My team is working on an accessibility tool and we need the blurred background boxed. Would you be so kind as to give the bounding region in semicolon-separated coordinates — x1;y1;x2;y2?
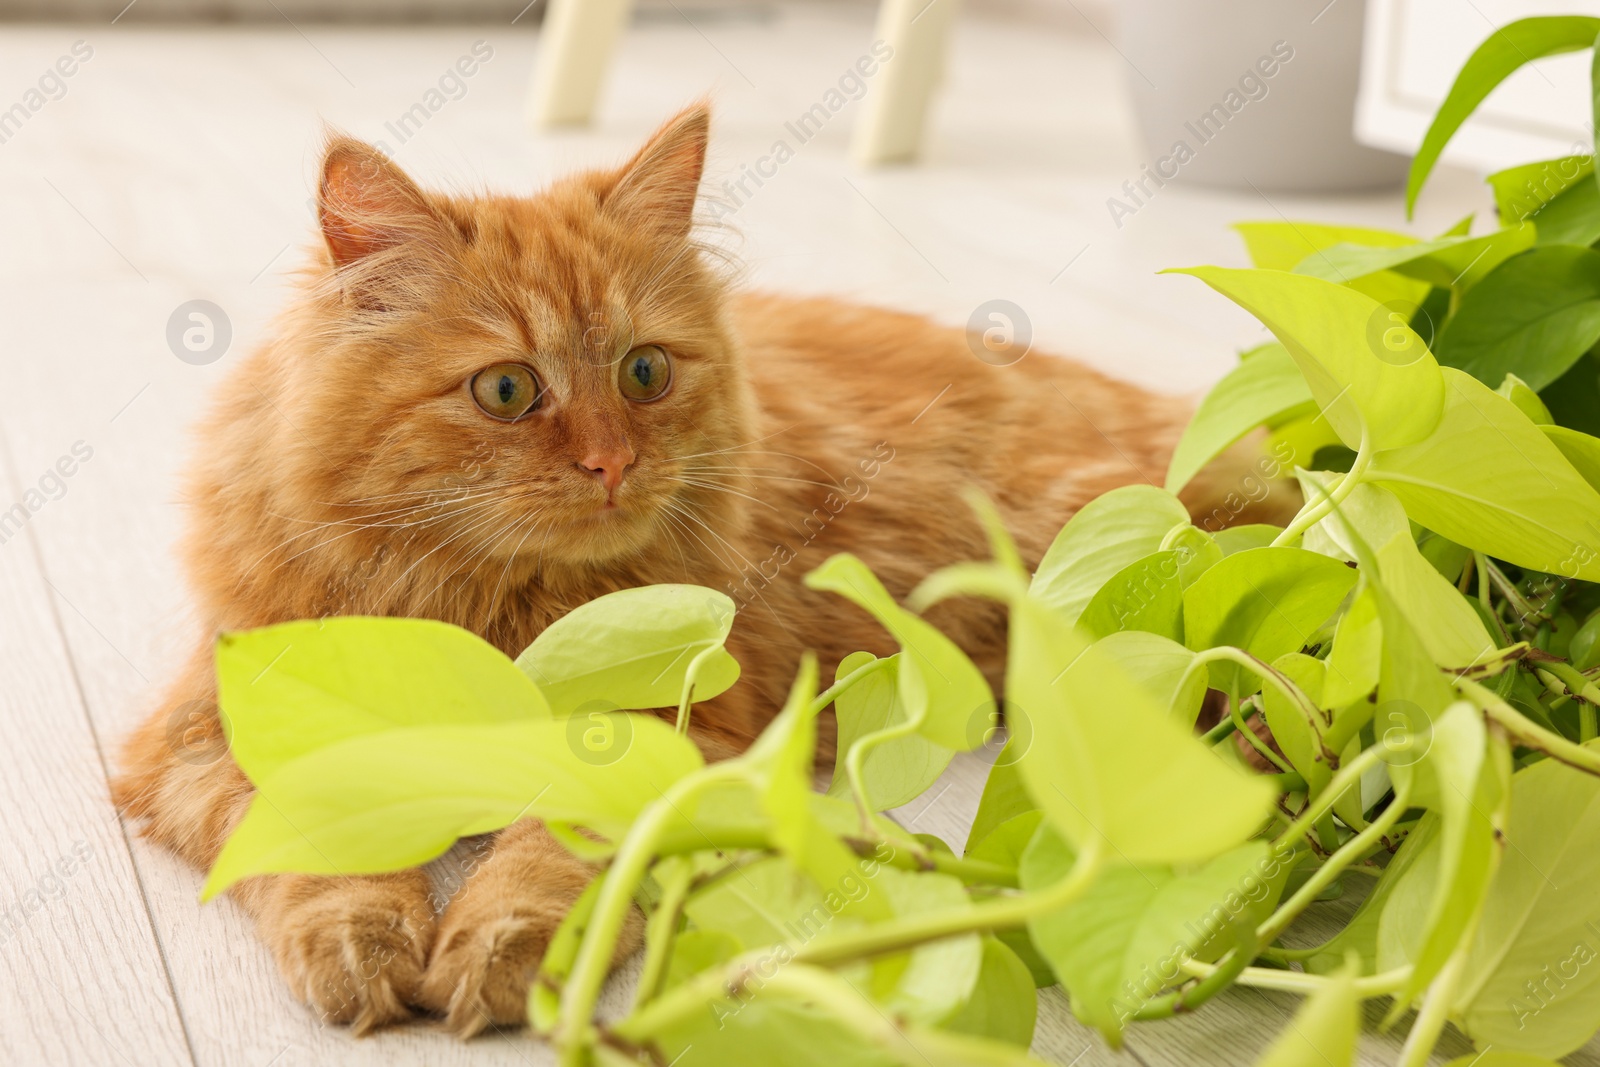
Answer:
0;1;1595;1065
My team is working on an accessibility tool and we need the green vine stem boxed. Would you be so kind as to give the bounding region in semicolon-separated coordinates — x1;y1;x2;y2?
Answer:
1271;424;1373;548
808;654;897;720
1231;697;1294;773
1180;958;1413;998
615;839;1105;1047
1462;676;1600;776
1257;778;1413;947
555;765;747;1065
1130;927;1258;1021
1535;665;1600;741
1395;911;1477;1067
794;836;1104;969
1271;744;1385;851
613;961;1030;1066
1538;660;1600;705
634;855;694;1006
644;823;1020;887
1187;647;1329;755
674;645;724;735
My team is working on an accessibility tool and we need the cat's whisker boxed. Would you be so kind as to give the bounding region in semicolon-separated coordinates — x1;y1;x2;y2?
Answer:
481;510;547;630
662;475;780;513
679;466;845;493
371;502;520;608
250;493;516;579
661;498;799;640
668;442;839;480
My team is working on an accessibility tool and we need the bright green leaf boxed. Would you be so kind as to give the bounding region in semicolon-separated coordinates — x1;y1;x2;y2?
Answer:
1500;372;1555;425
513;584;739;715
1168;267;1446;452
1183;547;1358;694
942;938;1037;1047
1292;224;1535;292
1077;550;1184;642
806;554;993;751
1215;524;1284;555
1324;583;1381;709
203;716;703;899
1368;367;1600;580
1166;343;1314;493
1008;598;1274;865
1263;653;1331;794
1253;960;1360;1067
1406;16;1600;213
827;652;953;813
216;617;550;782
1546;424;1600;493
1376;531;1498;668
1233;221;1431;312
1486;155;1594;228
964;735;1032;846
1088;630;1207;726
1029;486;1191;627
1299;475;1409;564
1379;704;1504;1008
1455;743;1600;1059
1022;821;1273;1040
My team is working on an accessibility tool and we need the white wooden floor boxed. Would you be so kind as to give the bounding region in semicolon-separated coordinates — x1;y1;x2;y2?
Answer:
0;4;1585;1065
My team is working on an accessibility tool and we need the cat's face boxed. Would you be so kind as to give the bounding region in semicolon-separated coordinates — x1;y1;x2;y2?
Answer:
280;106;752;583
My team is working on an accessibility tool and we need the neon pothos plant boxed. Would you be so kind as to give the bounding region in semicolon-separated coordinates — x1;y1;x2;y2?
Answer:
206;20;1600;1067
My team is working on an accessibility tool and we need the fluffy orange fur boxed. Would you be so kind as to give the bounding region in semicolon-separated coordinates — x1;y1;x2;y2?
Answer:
114;104;1263;1038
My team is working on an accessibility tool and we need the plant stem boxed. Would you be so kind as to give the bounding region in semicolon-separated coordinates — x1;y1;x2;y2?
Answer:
1485;558;1540;624
1474;551;1493;612
1179;958;1413;998
634;856;693;1006
674;645;724;735
792;836;1104;968
1189;646;1328;755
1231;695;1295;773
555;766;744;1064
1202;715;1238;746
1463;677;1600;776
1395;926;1474;1067
806;656;896;727
644;825;1020;887
1258;779;1412;946
1271;427;1373;548
1271;745;1384;852
617;841;1105;1046
1130;931;1257;1020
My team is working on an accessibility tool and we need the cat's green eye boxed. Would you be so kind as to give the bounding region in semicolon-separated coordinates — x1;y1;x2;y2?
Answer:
470;363;543;421
619;345;672;402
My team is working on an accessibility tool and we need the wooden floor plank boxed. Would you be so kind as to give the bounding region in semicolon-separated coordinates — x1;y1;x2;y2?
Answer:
0;429;194;1067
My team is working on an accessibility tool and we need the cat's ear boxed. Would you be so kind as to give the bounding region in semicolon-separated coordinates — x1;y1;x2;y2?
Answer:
604;103;709;240
318;135;447;268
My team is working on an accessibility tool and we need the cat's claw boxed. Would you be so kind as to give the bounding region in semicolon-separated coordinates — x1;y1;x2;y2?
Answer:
254;872;435;1036
420;910;555;1038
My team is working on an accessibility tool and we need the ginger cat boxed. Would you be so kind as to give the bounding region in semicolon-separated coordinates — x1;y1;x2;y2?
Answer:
115;104;1241;1037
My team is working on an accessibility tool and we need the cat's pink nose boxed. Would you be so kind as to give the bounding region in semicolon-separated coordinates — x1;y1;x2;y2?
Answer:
579;447;635;498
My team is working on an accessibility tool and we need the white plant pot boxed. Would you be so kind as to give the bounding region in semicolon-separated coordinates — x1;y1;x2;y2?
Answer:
1117;0;1409;193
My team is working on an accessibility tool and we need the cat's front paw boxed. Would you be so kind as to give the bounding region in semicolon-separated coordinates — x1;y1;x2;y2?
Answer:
253;871;435;1035
418;889;572;1038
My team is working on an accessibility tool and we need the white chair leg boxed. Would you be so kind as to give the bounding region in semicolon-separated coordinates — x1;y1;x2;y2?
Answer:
851;0;960;165
526;0;635;128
